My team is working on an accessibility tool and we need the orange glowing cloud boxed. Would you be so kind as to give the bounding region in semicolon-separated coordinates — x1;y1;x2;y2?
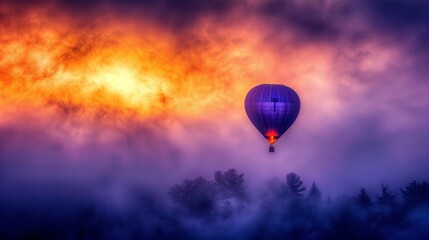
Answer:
0;5;272;121
0;0;351;144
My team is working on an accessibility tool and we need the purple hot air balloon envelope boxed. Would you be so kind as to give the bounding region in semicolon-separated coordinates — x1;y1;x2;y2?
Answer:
244;84;300;152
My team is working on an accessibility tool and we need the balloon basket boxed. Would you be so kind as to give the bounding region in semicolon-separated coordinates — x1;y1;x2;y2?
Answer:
269;146;275;153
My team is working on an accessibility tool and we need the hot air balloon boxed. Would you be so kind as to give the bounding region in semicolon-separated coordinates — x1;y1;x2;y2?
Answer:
244;84;300;152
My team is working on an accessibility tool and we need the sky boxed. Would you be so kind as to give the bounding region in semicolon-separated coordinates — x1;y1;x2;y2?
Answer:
1;0;429;202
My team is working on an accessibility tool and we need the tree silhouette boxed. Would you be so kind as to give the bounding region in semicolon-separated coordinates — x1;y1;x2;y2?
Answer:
306;181;322;205
8;165;429;239
285;172;306;199
161;170;429;239
357;188;371;207
377;184;396;206
214;168;247;199
169;176;216;216
401;181;429;206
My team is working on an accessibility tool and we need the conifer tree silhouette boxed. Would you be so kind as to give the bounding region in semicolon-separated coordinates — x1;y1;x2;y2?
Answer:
401;181;429;206
169;176;216;215
307;181;322;204
285;173;306;199
377;184;396;206
357;188;371;207
214;168;246;199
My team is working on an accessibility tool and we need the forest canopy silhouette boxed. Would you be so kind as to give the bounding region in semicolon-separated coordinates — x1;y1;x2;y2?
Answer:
2;168;429;239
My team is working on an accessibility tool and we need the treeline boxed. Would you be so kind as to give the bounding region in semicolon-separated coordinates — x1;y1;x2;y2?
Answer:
3;169;429;239
166;169;429;239
169;168;429;213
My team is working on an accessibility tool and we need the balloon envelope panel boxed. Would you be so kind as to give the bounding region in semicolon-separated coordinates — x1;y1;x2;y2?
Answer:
244;84;300;144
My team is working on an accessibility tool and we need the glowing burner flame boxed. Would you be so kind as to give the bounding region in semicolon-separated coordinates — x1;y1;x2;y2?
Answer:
265;130;279;145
